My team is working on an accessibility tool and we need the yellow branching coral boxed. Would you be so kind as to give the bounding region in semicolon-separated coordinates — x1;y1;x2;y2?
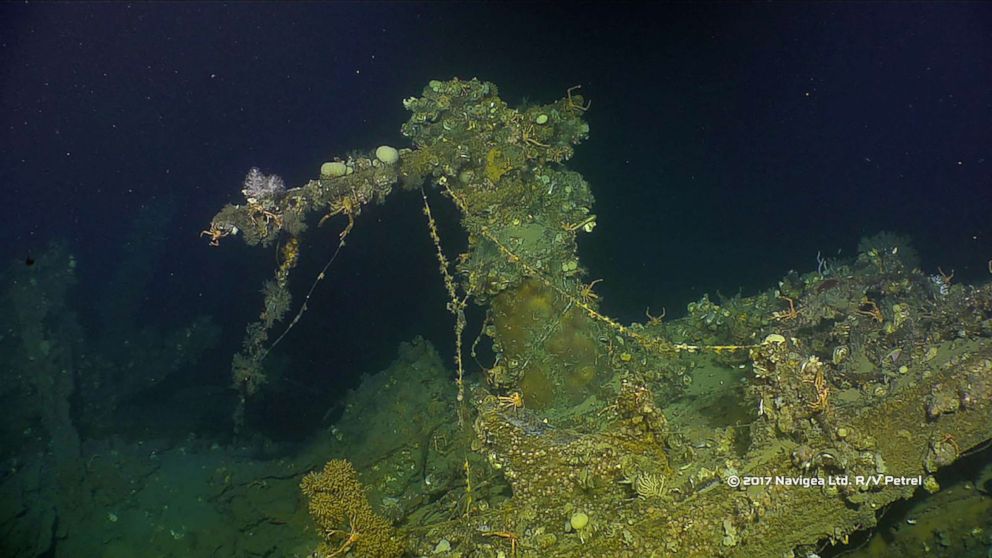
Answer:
280;237;299;276
484;147;513;183
300;459;404;558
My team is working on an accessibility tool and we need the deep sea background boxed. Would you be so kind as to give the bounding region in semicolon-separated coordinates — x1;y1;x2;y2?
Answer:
3;2;991;438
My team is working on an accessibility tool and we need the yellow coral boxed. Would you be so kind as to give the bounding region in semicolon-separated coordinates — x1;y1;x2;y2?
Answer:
276;237;299;289
485;147;513;183
300;459;404;558
281;237;299;268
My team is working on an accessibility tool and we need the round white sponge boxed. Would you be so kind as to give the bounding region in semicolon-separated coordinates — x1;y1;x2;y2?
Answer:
375;145;400;165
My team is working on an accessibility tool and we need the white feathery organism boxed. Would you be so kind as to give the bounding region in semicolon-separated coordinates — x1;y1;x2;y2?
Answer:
242;167;285;201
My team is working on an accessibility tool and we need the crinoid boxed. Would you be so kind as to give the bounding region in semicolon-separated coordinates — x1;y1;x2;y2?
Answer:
620;470;666;499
